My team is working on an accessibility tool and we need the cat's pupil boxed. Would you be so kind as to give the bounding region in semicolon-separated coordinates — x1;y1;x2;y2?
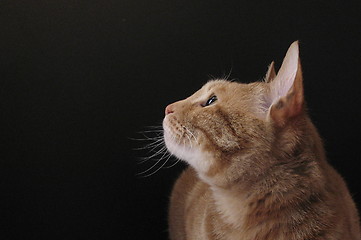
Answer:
205;96;217;107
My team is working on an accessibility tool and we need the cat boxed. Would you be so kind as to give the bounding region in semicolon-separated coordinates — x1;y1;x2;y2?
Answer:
163;41;360;240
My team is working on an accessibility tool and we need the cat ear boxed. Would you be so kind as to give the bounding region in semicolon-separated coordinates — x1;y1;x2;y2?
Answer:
264;61;276;83
268;41;304;126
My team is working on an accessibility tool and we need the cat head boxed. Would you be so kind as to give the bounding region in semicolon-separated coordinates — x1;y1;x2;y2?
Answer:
163;41;305;185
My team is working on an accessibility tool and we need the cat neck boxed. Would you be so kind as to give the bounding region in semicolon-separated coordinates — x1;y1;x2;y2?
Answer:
208;145;328;237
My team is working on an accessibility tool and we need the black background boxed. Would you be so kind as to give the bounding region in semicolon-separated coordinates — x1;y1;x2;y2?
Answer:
0;1;360;239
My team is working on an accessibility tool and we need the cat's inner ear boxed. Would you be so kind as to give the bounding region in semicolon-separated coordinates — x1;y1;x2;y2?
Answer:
264;61;276;83
267;41;304;126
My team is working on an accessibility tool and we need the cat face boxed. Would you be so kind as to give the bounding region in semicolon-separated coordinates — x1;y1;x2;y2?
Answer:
163;41;304;184
163;81;269;178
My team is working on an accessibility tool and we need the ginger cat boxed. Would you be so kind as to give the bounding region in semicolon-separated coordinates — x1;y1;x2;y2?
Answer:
163;41;360;240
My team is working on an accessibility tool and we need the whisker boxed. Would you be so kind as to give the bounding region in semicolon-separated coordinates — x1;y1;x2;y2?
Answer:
137;149;170;176
139;153;173;177
134;138;164;149
132;141;164;153
138;132;163;140
164;157;181;169
224;66;233;80
183;126;198;146
137;129;164;134
129;135;163;142
137;158;163;176
144;125;163;129
137;145;167;163
134;122;195;176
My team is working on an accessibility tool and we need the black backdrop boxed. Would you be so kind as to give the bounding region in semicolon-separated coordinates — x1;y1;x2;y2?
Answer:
1;1;360;239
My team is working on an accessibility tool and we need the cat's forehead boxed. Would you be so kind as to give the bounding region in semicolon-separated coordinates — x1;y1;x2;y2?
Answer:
200;80;237;93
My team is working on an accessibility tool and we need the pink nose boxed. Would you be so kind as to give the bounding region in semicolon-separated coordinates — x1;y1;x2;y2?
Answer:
165;104;174;115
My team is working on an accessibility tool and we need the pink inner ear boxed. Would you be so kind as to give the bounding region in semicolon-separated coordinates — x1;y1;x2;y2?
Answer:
269;41;299;106
270;72;297;100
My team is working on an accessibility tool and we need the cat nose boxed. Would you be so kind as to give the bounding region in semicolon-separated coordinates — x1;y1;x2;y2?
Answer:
165;104;174;115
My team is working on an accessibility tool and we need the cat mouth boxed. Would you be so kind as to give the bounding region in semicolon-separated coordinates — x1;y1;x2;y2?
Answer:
163;119;192;147
162;116;198;160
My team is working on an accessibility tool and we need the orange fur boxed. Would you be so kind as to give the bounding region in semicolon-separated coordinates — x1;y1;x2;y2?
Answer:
164;41;360;240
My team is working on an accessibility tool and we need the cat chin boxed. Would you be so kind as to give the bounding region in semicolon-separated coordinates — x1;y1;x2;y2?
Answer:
163;123;212;174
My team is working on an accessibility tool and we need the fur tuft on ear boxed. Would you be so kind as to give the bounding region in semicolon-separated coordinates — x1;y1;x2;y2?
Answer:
267;41;304;126
264;61;276;83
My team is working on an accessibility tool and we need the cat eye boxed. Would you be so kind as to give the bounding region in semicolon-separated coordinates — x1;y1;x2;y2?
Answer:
203;95;218;107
